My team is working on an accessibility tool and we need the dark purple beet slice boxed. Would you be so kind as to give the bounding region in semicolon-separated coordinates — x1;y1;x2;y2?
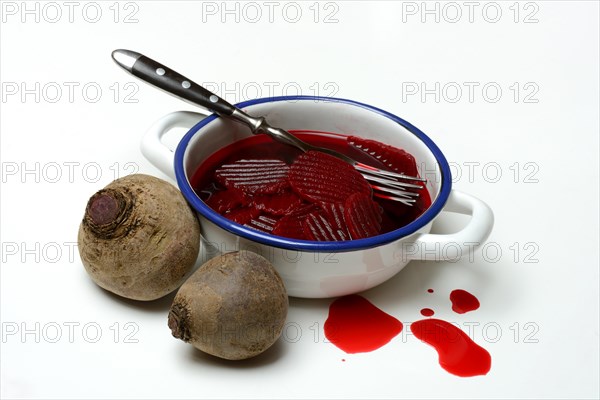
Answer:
244;215;278;233
251;191;303;216
272;204;319;240
215;159;290;194
344;192;383;239
301;211;349;241
289;151;371;204
206;188;249;214
348;136;419;177
224;207;259;225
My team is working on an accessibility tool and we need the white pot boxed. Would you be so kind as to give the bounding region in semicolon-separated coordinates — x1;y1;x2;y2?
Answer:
141;96;494;298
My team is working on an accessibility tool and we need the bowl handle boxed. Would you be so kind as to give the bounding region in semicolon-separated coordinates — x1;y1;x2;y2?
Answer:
407;190;494;261
140;111;210;179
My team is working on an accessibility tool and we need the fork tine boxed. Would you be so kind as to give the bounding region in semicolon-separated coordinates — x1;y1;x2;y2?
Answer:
354;162;427;182
373;192;417;206
361;173;424;190
370;184;420;199
354;161;427;206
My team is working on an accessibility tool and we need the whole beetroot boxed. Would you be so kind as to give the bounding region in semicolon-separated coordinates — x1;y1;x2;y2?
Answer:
168;251;288;360
78;174;200;301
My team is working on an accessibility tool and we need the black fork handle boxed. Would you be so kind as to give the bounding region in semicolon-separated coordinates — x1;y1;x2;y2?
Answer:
111;49;235;116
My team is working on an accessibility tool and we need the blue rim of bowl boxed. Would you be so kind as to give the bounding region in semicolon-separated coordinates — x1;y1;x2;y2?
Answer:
174;95;452;252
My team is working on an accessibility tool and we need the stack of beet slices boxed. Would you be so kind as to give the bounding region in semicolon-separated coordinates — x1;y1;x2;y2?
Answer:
205;136;422;242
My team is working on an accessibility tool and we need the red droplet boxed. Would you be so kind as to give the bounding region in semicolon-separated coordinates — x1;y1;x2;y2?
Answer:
450;289;480;314
411;318;491;377
420;308;435;317
341;359;346;362
324;295;403;354
427;289;434;293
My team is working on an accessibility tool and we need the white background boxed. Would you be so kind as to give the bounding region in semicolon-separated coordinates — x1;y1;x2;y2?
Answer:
1;1;599;399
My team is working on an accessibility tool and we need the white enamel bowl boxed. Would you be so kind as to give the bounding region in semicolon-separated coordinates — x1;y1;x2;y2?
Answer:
141;96;494;298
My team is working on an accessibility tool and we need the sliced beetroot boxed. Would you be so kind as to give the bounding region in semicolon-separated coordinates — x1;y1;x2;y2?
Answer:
251;191;303;216
348;136;419;177
245;215;278;233
302;211;349;242
289;151;371;204
272;204;319;240
344;192;383;239
224;207;260;225
215;159;290;195
379;207;400;234
319;202;349;238
206;188;248;214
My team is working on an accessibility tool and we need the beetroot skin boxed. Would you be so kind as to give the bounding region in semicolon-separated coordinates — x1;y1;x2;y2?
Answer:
78;174;200;301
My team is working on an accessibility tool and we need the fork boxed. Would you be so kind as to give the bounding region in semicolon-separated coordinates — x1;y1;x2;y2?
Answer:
111;49;426;206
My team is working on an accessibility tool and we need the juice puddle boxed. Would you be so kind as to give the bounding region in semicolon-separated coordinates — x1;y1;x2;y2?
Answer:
450;289;480;314
324;290;492;377
324;295;403;354
410;319;491;377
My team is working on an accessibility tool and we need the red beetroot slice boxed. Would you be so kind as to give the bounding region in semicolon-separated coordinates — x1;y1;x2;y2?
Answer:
215;159;290;195
245;215;278;233
302;211;349;241
348;136;419;177
289;151;371;204
317;202;350;240
272;204;319;240
252;192;303;216
344;192;383;239
206;188;248;214
224;207;259;225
